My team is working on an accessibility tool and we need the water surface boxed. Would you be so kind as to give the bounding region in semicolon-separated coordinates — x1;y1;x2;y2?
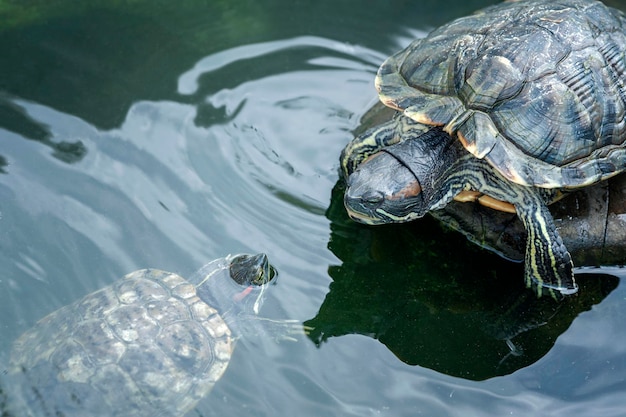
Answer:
1;1;626;416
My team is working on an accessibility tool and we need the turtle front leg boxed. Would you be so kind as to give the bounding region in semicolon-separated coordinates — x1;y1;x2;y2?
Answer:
340;113;430;178
515;195;577;298
430;156;577;299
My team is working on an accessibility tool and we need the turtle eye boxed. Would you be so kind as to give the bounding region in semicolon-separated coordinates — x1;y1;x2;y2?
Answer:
252;264;277;286
264;265;277;284
361;191;384;208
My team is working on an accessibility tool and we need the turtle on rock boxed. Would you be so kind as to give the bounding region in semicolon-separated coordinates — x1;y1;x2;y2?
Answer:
5;254;304;417
343;123;626;270
340;0;626;298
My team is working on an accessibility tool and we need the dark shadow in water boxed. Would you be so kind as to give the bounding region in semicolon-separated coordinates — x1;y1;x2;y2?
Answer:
0;383;7;417
0;156;7;174
0;98;86;169
305;181;619;381
0;373;14;417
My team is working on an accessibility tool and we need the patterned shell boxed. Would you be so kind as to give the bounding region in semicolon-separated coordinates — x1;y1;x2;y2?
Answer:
8;269;233;417
377;0;626;188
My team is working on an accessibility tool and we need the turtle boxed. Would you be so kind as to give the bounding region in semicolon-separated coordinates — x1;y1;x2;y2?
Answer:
5;253;301;417
343;122;626;268
340;0;626;298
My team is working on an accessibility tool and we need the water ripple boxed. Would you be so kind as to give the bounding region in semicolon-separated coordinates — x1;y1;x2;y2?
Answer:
2;32;625;417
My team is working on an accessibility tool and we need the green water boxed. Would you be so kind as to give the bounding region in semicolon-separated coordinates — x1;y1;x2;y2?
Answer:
1;1;626;416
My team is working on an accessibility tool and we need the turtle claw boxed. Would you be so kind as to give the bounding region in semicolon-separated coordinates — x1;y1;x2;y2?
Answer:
557;285;579;296
302;324;314;335
532;280;578;300
524;246;577;299
275;323;313;343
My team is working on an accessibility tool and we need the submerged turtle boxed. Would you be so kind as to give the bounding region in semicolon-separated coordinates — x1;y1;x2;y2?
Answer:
341;0;626;297
6;254;298;417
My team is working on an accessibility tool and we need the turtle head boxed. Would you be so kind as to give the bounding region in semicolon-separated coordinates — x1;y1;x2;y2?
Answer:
227;253;277;315
344;127;459;225
228;253;275;287
344;151;426;224
193;253;277;317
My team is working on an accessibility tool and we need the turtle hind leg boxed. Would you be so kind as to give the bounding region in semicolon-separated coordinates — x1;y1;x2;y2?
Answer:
516;195;577;299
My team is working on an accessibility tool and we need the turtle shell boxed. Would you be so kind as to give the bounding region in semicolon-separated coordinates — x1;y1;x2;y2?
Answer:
377;0;626;188
8;269;233;417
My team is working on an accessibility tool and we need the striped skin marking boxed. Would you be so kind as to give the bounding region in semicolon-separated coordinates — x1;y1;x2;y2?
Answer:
520;205;558;296
374;209;422;223
340;114;431;177
340;118;401;177
518;201;576;298
435;156;576;298
345;178;423;225
340;122;397;177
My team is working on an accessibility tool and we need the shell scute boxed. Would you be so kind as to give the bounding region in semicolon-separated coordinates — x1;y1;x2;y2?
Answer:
49;339;94;383
77;288;120;320
115;274;168;304
146;297;190;324
202;314;231;339
117;343;181;400
159;270;188;289
157;320;219;375
106;304;160;342
460;54;525;111
89;363;144;408
71;320;125;366
377;0;626;187
190;300;219;321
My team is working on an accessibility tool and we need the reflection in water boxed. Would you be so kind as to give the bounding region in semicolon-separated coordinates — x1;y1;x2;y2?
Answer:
305;182;619;380
0;98;87;168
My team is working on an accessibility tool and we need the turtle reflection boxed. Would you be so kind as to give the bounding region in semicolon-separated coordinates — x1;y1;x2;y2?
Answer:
305;183;619;381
